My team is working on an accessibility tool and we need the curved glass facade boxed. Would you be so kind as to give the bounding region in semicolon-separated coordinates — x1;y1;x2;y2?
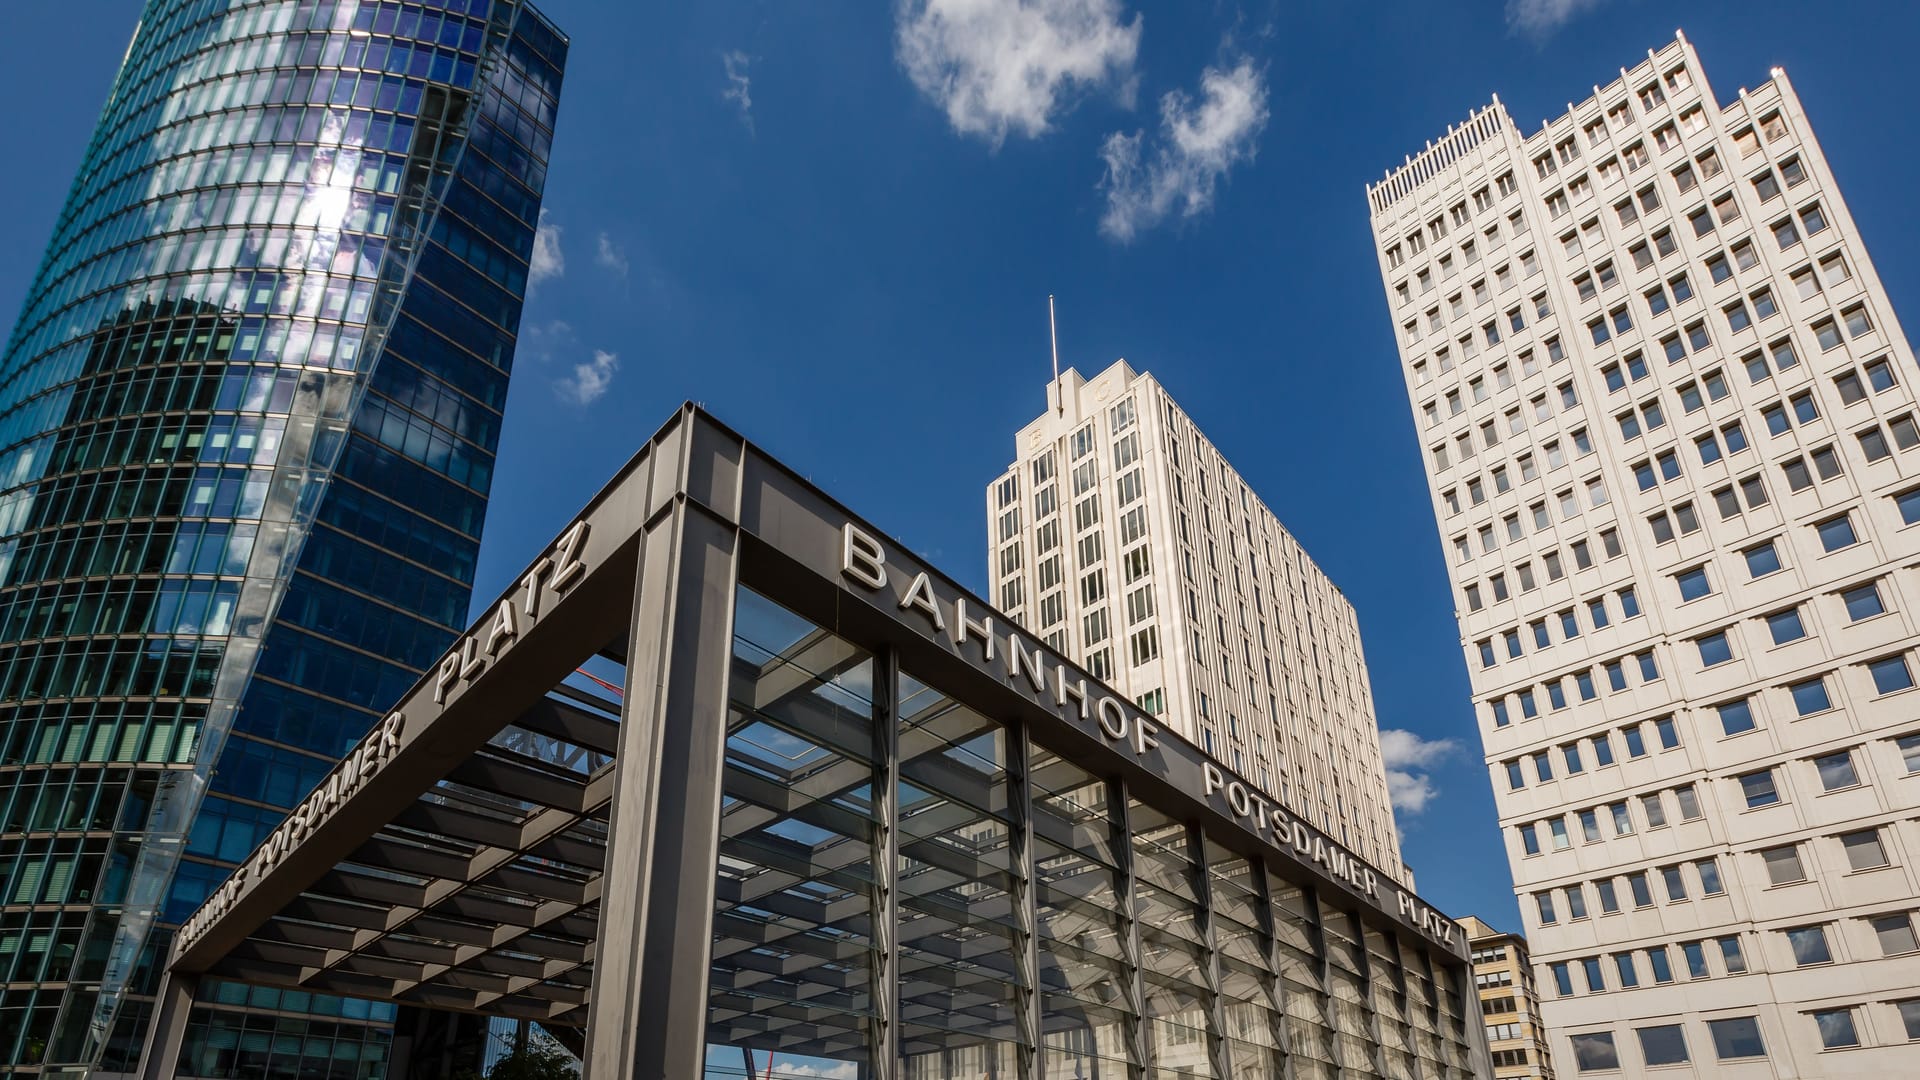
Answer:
0;0;565;1073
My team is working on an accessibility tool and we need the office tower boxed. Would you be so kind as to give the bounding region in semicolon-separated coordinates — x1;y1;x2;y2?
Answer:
988;360;1408;884
0;0;566;1073
1461;916;1554;1079
1369;30;1920;1075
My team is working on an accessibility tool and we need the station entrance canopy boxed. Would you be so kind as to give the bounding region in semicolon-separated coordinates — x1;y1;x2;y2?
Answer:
144;406;1490;1079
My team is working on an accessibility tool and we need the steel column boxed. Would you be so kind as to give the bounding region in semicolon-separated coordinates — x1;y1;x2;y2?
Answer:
1253;866;1300;1080
871;648;901;1079
134;972;196;1080
1189;825;1232;1079
1109;781;1147;1080
582;497;741;1079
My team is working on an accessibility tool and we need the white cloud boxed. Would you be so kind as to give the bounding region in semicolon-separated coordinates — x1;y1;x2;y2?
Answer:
895;0;1142;147
1505;0;1607;38
519;319;574;365
723;50;755;132
555;349;618;405
530;208;564;287
1378;729;1458;816
1098;57;1268;242
595;232;629;277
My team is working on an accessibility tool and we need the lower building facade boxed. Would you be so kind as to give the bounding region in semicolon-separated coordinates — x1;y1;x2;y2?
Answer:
1462;917;1554;1079
143;405;1491;1080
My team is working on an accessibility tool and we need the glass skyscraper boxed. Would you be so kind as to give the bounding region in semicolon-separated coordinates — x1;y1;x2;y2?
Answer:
0;0;565;1074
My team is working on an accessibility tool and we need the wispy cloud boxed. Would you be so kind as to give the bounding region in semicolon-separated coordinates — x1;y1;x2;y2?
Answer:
519;319;574;366
555;349;619;405
895;0;1142;147
530;208;564;287
1506;0;1607;39
595;232;629;277
1098;56;1267;242
722;50;755;132
1378;729;1458;816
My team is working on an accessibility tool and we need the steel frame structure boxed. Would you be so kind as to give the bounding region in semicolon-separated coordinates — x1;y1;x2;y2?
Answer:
141;406;1492;1080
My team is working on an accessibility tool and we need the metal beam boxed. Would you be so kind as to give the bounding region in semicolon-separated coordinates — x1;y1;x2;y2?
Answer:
584;488;743;1080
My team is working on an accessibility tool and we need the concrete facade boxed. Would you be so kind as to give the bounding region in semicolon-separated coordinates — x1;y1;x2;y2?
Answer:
1368;31;1920;1077
987;362;1407;885
1462;916;1556;1079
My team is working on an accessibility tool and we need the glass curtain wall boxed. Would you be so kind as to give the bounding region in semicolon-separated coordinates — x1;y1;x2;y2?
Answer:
0;0;565;1072
708;588;1479;1079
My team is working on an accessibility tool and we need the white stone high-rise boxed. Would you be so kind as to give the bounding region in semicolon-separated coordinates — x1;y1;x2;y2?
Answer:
986;360;1408;885
1368;31;1920;1076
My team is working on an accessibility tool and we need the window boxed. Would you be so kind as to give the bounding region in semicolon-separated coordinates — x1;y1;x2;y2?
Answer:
1651;711;1681;745
1803;203;1829;235
1719;936;1747;973
1675;940;1708;979
1581;956;1605;992
1821;251;1852;287
1697;857;1723;894
1718;698;1755;734
1647;947;1673;983
1709;1017;1766;1061
1637;1025;1690;1066
1788;925;1833;966
1572;1032;1618;1071
1677;566;1711;601
1739;769;1780;808
1661;865;1688;902
1536;892;1557;925
1774;216;1800;249
1763;845;1806;885
1871;654;1914;694
1814;1009;1860;1050
1815;751;1859;791
1790;677;1829;716
1842;828;1890;871
1867;357;1898;392
1901;999;1920;1040
1597;879;1620;913
1698;631;1734;668
1628;871;1654;906
1873;914;1918;956
1817;515;1858;552
1844;582;1886;622
1899;733;1920;774
1815;318;1843;351
1551;962;1574;997
1675;785;1702;820
1519;823;1540;855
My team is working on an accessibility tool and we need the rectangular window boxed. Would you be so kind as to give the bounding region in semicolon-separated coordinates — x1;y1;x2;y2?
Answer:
1762;845;1806;885
1842;828;1890;870
1788;925;1832;966
1815;1009;1860;1050
1739;769;1780;808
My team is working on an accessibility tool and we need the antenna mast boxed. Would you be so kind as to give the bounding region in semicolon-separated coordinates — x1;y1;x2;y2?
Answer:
1049;295;1062;414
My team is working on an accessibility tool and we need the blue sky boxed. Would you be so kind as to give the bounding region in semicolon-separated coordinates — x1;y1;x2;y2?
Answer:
4;0;1919;937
